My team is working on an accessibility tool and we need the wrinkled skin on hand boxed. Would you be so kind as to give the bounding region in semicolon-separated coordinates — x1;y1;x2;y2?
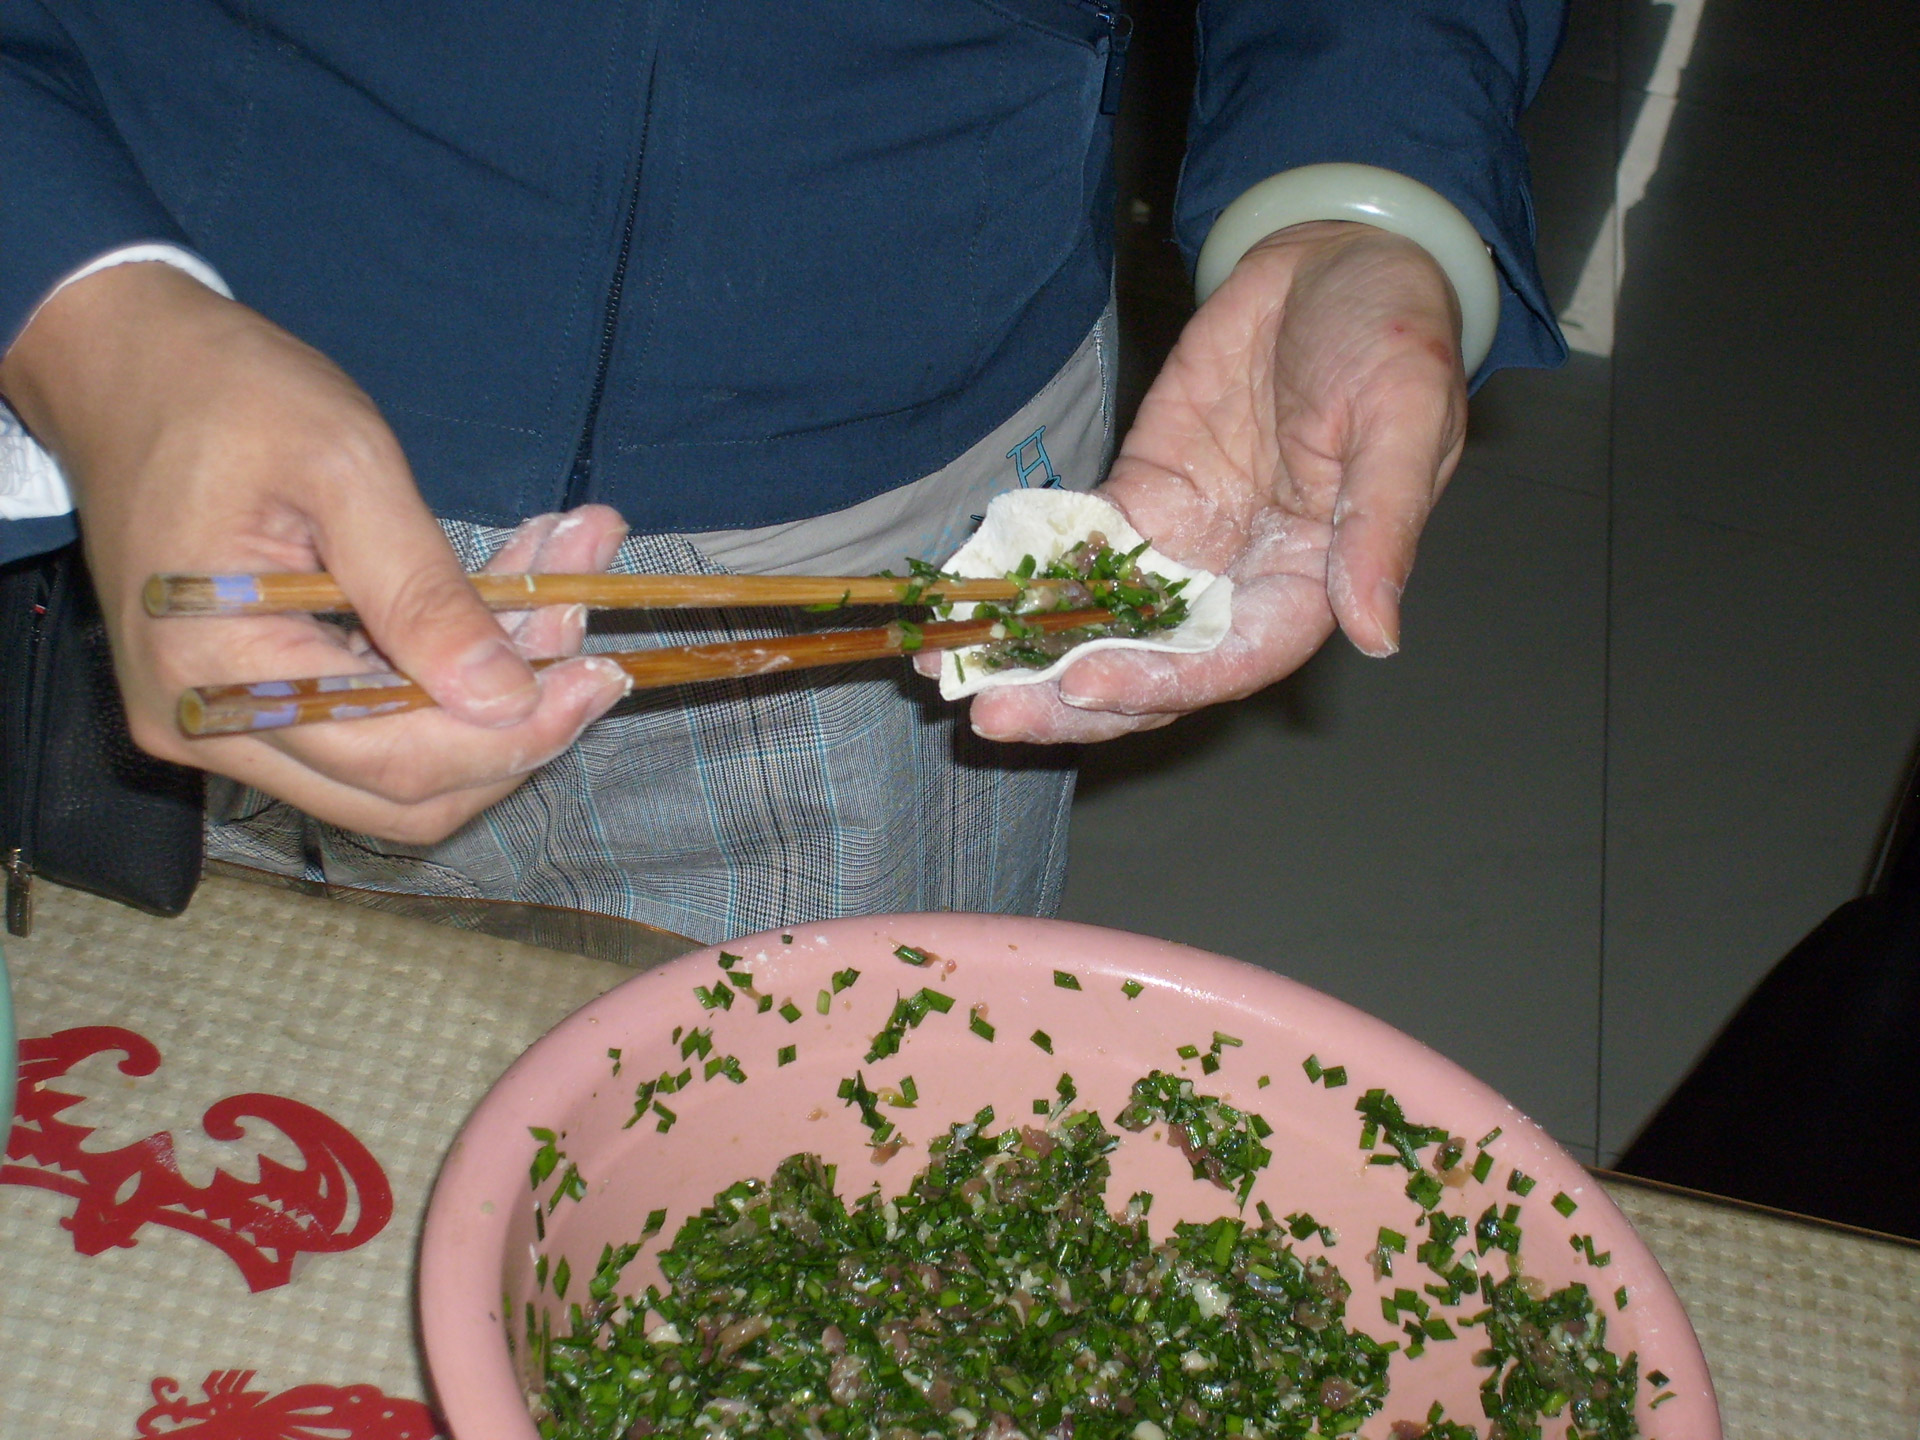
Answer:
0;263;633;843
952;220;1469;744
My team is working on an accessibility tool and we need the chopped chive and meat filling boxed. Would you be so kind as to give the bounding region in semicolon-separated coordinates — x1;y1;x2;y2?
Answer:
527;1075;1643;1440
944;535;1191;672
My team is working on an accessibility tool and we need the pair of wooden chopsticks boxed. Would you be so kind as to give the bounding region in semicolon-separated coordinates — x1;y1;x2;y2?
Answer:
151;572;1101;737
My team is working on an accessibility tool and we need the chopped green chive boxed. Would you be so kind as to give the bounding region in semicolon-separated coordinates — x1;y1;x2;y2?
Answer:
1030;1029;1054;1054
546;1162;587;1213
1570;1233;1612;1267
1321;1065;1348;1088
1284;1211;1333;1244
652;1102;676;1133
816;989;831;1014
1507;1169;1537;1196
894;944;934;967
1476;1126;1503;1149
1212;1031;1243;1049
864;987;958;1063
1121;979;1144;999
777;1044;797;1067
551;1256;570;1300
1257;1074;1271;1088
1405;1172;1443;1211
621;1078;658;1130
718;951;741;969
967;1006;996;1041
1552;1191;1579;1217
1615;1285;1630;1309
1471;1150;1494;1184
831;967;861;992
1303;1054;1324;1082
1177;1043;1202;1060
528;1128;561;1189
1052;969;1082;990
778;1000;802;1023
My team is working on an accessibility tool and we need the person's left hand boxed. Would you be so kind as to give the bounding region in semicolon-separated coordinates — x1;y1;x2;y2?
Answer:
958;219;1470;743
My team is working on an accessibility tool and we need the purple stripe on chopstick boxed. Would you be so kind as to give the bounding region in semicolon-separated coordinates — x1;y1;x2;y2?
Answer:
247;705;300;730
211;575;263;607
314;672;409;692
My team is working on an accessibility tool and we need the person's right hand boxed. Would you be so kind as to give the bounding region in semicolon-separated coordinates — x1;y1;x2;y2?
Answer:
0;262;633;843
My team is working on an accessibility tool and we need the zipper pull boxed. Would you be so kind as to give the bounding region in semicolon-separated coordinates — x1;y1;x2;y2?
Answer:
1098;4;1133;115
6;847;31;938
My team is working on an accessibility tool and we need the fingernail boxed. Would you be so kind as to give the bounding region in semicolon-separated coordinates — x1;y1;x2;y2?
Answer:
594;528;630;571
1363;579;1403;658
456;637;537;713
582;655;634;698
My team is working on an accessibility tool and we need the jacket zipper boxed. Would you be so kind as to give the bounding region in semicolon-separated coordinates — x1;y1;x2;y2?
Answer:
564;62;656;507
1092;1;1132;114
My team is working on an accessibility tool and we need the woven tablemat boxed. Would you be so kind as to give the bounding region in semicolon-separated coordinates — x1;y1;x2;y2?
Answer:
11;876;1918;1438
1;874;631;1438
1601;1177;1920;1439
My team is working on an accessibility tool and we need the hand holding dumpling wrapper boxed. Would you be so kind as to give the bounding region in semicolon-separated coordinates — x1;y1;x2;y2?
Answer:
933;490;1234;701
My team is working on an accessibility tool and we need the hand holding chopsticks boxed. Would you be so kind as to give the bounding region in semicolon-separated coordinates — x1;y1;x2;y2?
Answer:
151;570;1106;736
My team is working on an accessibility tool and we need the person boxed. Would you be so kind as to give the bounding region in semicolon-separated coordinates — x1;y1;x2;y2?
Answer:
0;1;1566;941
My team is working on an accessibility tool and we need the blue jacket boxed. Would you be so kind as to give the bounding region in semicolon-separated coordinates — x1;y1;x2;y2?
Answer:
1;0;1566;561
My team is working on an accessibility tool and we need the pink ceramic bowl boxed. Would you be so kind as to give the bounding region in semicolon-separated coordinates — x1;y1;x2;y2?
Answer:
421;914;1719;1440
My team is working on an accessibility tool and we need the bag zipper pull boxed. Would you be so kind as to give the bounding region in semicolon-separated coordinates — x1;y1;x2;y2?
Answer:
1097;3;1132;115
6;846;32;938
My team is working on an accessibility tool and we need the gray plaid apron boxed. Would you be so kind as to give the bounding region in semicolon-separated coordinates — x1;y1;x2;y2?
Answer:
207;315;1114;943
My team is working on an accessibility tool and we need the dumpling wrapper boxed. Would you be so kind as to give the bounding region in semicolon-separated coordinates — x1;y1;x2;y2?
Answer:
936;490;1233;700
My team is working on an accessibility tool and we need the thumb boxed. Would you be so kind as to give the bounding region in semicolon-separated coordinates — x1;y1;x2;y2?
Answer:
1323;393;1462;659
319;483;538;727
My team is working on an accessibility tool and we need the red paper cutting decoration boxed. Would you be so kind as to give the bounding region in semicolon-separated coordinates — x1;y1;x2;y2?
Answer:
4;1026;394;1291
134;1371;445;1439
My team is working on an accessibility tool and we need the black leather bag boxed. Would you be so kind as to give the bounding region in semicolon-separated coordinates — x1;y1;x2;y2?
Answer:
1;542;203;935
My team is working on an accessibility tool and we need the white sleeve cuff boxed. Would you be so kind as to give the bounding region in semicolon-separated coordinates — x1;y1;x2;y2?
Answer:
1193;163;1502;374
1;244;233;522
